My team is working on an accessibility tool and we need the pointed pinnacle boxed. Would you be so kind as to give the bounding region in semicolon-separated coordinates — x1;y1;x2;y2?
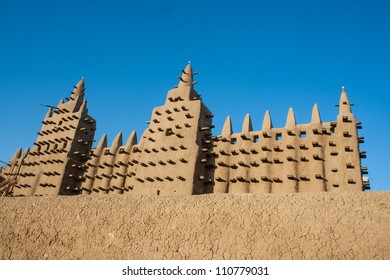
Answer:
110;132;123;153
71;78;85;97
178;63;194;88
76;78;85;89
262;110;272;130
22;147;30;157
339;86;351;114
311;103;321;123
340;86;349;102
10;148;22;165
95;134;108;154
221;115;233;136
285;108;296;128
242;113;253;133
125;130;138;150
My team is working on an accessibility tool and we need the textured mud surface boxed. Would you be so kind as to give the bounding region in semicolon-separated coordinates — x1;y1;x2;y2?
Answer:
1;192;389;259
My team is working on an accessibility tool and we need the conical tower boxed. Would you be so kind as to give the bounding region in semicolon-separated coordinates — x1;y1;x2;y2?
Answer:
13;78;96;196
325;87;364;191
127;63;214;195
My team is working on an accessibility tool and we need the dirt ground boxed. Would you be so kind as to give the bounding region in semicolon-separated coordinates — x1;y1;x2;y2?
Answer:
0;191;389;259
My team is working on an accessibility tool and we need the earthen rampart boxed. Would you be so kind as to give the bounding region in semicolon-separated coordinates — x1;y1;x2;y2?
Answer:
1;192;388;259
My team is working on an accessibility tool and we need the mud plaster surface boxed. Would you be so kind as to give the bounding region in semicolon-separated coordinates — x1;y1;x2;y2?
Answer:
1;192;389;260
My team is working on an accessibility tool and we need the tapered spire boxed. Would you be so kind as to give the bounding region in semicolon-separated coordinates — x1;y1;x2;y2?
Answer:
339;86;351;114
64;78;86;112
10;148;22;166
262;110;272;130
72;78;85;97
242;113;253;133
311;103;321;123
18;148;30;168
221;115;233;136
125;131;137;152
178;63;196;89
95;134;108;155
285;108;296;128
21;147;30;158
110;132;123;153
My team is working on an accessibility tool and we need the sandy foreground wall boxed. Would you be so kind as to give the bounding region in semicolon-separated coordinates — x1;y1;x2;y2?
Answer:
0;192;389;260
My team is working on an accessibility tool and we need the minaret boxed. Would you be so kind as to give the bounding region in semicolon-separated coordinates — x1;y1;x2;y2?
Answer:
13;78;96;196
127;63;214;195
327;87;363;191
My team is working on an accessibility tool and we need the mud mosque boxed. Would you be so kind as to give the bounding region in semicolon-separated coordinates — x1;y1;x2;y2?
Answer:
0;64;369;196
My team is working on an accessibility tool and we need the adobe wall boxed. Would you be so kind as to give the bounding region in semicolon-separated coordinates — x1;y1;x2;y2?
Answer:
1;191;389;260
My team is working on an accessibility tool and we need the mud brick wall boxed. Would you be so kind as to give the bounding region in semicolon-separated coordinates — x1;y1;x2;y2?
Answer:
1;192;389;260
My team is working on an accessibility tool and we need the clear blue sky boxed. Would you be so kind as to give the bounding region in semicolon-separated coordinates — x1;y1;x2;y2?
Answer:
0;0;389;190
